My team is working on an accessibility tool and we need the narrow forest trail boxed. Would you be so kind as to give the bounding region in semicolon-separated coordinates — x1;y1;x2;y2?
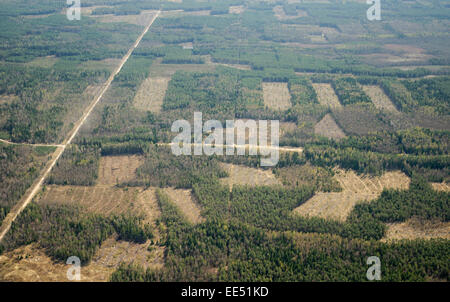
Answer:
0;139;64;148
159;142;303;154
0;11;161;244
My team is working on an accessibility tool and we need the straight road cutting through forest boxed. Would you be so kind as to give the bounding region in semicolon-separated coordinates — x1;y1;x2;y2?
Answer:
0;11;161;243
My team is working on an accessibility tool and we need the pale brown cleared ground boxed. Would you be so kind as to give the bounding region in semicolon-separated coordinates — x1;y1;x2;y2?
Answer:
0;244;113;282
273;5;307;20
219;163;282;190
93;11;158;26
293;170;410;221
91;236;163;272
97;155;143;185
262;82;292;110
382;218;450;242
1;186;163;281
83;84;105;99
163;188;204;224
312;83;342;108
39;185;141;217
40;185;162;226
205;55;252;71
314;114;346;140
79;58;122;73
39;185;162;229
0;186;165;281
0;236;163;282
0;94;18;105
309;35;327;43
133;77;170;113
229;5;245;14
362;85;399;112
359;52;431;65
80;5;113;15
149;58;215;77
0;12;161;244
25;56;59;68
431;182;450;192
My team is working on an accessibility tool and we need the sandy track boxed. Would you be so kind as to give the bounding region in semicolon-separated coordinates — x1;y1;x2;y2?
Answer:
160;142;303;154
0;139;63;148
0;11;161;244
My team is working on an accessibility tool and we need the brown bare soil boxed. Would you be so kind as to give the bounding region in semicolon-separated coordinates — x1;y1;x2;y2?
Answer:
94;11;158;26
312;83;342;108
309;35;327;43
35;186;165;278
382;218;450;242
40;185;161;226
0;243;113;282
91;236;163;272
359;52;431;65
39;185;142;216
0;94;18;105
220;163;282;190
205;55;252;71
149;58;215;77
80;5;113;15
97;155;143;185
362;85;399;112
83;84;105;99
25;56;59;68
262;82;292;110
80;58;122;73
229;5;245;14
0;235;164;281
273;5;307;20
314;114;346;140
133;77;170;113
163;188;204;224
431;182;450;192
293;169;410;221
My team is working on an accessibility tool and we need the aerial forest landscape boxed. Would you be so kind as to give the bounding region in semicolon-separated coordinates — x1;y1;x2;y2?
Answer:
0;0;449;285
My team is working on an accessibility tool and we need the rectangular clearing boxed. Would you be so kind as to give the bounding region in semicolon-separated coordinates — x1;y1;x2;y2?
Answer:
382;218;450;242
312;83;342;108
220;163;282;189
262;82;292;110
163;188;204;224
362;85;399;112
98;155;143;185
133;77;170;113
39;185;142;217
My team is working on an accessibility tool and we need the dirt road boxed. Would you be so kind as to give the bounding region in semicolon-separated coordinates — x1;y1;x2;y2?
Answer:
0;11;161;243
